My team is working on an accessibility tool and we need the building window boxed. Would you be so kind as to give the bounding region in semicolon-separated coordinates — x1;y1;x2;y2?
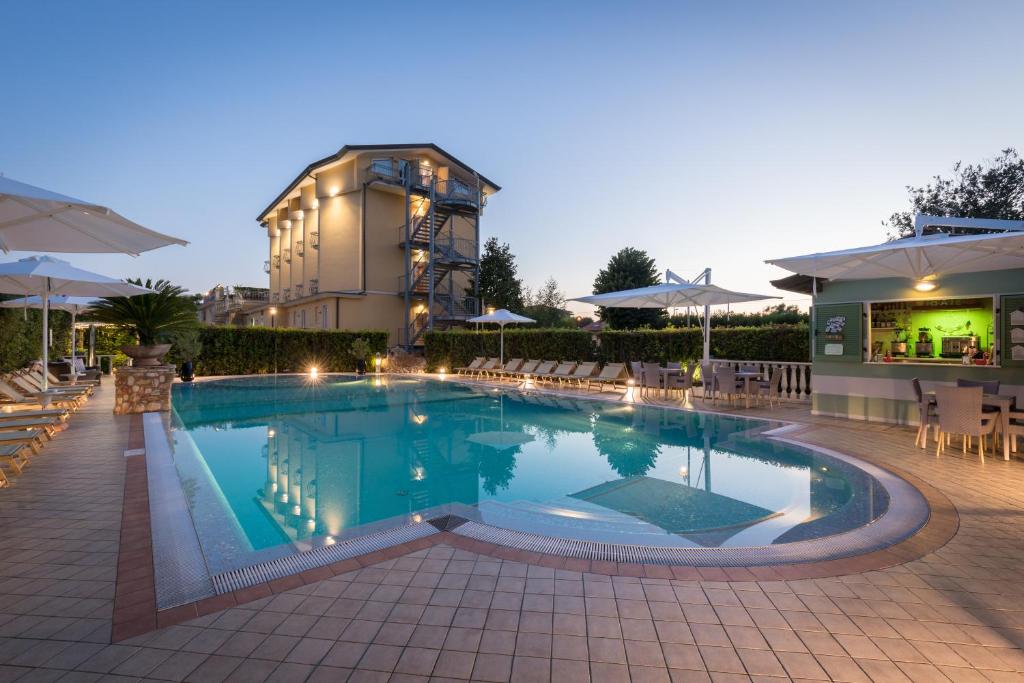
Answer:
300;310;307;328
322;304;328;329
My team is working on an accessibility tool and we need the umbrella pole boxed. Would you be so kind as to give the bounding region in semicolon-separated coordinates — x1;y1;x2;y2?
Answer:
499;323;504;365
70;310;77;384
41;287;49;392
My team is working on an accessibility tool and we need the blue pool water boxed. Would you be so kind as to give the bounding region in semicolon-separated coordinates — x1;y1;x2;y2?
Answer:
169;375;888;574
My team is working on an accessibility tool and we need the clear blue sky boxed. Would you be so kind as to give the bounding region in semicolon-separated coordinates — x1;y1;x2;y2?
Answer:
3;1;1022;313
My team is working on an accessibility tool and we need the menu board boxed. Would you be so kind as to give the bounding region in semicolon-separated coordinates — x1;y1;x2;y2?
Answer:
1002;295;1024;367
814;303;863;362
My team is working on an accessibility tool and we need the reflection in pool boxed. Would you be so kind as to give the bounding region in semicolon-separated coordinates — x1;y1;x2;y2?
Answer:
170;375;887;574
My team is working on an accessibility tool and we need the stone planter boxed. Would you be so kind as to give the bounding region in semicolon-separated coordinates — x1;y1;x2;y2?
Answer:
114;365;176;415
121;343;172;367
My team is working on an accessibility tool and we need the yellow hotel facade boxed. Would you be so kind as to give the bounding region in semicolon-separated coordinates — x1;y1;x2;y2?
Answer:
256;144;500;347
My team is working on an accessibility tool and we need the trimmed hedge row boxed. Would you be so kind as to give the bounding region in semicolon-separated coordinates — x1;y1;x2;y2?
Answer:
423;329;595;371
0;308;71;372
424;325;809;370
187;326;388;376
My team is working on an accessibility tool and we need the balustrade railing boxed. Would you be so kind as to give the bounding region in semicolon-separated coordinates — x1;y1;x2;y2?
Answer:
705;359;812;401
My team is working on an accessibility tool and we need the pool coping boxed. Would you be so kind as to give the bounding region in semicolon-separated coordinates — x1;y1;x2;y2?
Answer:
112;375;960;642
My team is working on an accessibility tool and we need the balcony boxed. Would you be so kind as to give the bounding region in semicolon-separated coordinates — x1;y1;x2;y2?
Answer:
294;283;304;298
283;248;291;264
263;260;271;274
309;279;319;295
309;231;319;250
271;292;280;303
295;240;304;257
283;288;291;301
272;255;281;270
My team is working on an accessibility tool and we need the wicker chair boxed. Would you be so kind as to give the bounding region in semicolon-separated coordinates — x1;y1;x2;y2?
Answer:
666;362;697;400
912;378;939;448
754;367;785;408
933;386;997;457
713;366;743;406
700;362;715;402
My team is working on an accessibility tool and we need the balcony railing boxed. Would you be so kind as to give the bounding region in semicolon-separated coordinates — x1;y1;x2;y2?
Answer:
272;255;281;270
295;240;304;257
271;292;280;303
309;279;319;295
283;288;291;301
704;359;812;401
309;231;319;249
294;283;304;298
366;160;482;207
263;260;271;274
435;237;478;263
283;248;291;264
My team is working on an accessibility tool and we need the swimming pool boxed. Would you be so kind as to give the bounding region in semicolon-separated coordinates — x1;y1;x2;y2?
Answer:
157;374;926;598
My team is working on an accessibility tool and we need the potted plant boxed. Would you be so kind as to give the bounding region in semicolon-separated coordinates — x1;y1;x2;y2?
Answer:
350;337;372;375
172;327;203;381
88;279;197;367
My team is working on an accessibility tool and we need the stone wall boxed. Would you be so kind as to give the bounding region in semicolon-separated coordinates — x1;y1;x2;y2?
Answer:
114;366;176;415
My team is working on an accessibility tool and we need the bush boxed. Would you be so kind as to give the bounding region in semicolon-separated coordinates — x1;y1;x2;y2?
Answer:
598;325;810;364
0;307;71;372
423;325;810;371
424;329;595;371
182;326;388;376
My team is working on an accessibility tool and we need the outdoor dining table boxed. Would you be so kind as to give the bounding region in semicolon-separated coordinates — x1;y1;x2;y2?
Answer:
925;391;1016;460
657;367;683;400
735;370;763;409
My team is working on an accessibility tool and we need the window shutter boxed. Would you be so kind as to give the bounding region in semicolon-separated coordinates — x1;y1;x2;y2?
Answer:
1001;294;1024;368
813;303;863;362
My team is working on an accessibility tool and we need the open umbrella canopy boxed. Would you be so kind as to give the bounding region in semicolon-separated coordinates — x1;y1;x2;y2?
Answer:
0;256;151;298
765;231;1024;281
572;282;778;308
467;309;536;325
0;294;99;313
0;256;151;390
0;176;188;255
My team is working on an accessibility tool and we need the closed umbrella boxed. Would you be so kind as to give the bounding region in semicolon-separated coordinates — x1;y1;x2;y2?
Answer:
0;176;188;255
0;256;150;391
466;309;536;365
572;283;777;362
0;295;99;380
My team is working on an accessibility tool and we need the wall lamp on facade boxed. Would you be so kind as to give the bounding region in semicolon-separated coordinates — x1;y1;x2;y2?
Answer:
329;186;339;197
914;278;938;292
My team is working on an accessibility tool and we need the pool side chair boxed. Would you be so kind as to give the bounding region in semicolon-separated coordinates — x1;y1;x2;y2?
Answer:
11;373;89;404
0;430;46;455
934;385;996;457
754;367;785;409
640;362;664;398
40;366;100;388
513;359;541;381
664;362;694;400
455;357;486;375
566;361;599;387
532;361;557;379
473;358;501;379
539;361;577;385
0;443;31;476
17;371;92;397
713;366;743;406
912;378;939;448
586;363;626;392
0;408;69;422
700;363;716;402
491;358;524;381
0;417;60;439
1008;408;1023;455
0;378;80;411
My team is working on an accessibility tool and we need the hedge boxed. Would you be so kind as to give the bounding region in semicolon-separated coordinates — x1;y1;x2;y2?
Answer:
598;325;810;364
424;325;809;370
185;326;389;376
424;329;595;371
0;307;72;372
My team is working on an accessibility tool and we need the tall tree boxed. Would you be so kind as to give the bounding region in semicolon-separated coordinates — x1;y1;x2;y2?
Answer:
475;237;525;311
885;148;1024;240
592;247;666;329
524;277;573;328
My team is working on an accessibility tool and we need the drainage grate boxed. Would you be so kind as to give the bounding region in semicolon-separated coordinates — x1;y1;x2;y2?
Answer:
211;522;439;594
427;514;469;532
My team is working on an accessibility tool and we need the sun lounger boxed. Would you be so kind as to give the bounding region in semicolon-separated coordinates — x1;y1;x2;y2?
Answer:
510;359;541;381
538;361;577;385
586;363;627;392
0;443;30;476
473;358;501;379
531;361;557;379
490;359;524;381
565;361;599;387
0;408;69;422
0;417;60;438
0;430;46;454
41;367;100;387
455;357;486;375
0;379;81;410
15;372;92;397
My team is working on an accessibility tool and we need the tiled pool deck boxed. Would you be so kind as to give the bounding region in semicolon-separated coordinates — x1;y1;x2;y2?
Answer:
2;382;1024;682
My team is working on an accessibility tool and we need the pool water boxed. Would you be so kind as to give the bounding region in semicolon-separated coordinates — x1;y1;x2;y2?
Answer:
169;375;888;574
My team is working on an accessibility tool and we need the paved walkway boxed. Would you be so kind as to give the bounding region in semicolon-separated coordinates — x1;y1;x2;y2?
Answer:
2;383;1024;682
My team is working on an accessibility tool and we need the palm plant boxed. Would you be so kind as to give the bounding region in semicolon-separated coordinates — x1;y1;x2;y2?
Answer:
89;279;197;346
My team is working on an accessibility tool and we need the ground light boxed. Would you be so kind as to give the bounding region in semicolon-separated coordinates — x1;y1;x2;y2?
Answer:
624;379;636;402
438;367;447;379
309;366;319;378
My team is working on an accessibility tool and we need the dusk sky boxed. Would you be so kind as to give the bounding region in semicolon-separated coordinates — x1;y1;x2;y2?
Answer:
3;1;1022;313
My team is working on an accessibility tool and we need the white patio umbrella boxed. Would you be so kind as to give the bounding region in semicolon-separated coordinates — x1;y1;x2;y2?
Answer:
465;394;535;450
467;309;536;365
0;295;99;380
0;175;188;255
765;231;1024;281
0;256;150;391
572;282;778;361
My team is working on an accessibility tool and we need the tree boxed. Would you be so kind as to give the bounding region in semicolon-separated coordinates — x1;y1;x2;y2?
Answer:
523;277;574;328
592;247;666;329
476;237;525;311
88;279;197;346
885;148;1024;240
